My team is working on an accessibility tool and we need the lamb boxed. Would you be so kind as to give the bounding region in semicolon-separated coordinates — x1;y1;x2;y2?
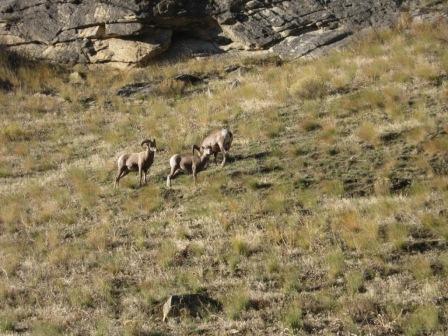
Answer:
114;138;157;187
166;145;213;188
200;128;233;167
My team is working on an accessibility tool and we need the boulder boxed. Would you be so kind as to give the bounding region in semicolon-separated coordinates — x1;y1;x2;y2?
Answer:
69;71;85;84
87;29;172;67
174;74;203;85
271;29;352;59
162;293;222;321
42;40;90;65
116;82;156;97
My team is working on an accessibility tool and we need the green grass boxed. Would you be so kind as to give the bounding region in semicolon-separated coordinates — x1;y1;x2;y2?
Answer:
224;287;251;320
283;303;303;333
405;304;439;336
0;13;448;335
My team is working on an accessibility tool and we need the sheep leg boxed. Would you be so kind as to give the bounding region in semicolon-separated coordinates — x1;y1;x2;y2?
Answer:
120;169;130;182
166;166;180;188
192;166;197;184
115;167;128;187
139;167;143;187
172;168;182;178
218;143;228;167
114;170;121;187
166;175;171;188
214;152;218;165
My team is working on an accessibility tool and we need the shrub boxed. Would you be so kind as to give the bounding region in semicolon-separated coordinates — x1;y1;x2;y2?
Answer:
225;288;251;320
283;304;303;333
158;79;185;96
357;122;378;145
326;249;345;280
345;271;364;295
405;304;439;336
291;77;329;100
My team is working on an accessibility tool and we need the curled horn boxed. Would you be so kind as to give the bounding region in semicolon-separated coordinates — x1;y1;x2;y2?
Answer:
141;139;151;147
192;144;200;155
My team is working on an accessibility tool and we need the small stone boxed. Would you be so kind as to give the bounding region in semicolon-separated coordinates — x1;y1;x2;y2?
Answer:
228;79;240;89
246;0;263;10
116;82;155;97
174;74;203;85
224;64;240;73
0;78;13;92
69;71;85;84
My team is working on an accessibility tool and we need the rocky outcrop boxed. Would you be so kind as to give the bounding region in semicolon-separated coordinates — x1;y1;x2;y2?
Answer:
0;0;403;67
162;293;222;321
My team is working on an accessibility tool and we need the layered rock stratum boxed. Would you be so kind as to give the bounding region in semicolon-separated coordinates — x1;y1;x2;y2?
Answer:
0;0;403;67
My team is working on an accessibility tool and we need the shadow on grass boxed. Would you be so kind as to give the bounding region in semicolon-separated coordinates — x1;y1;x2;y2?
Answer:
230;151;271;162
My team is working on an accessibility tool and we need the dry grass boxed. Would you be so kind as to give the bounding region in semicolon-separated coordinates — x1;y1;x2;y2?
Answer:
1;14;448;336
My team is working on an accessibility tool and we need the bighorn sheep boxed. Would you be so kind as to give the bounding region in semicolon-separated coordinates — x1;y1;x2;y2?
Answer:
200;128;233;167
114;139;157;187
166;145;213;188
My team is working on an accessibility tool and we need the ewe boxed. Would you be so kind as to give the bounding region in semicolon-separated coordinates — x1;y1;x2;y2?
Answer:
166;145;213;187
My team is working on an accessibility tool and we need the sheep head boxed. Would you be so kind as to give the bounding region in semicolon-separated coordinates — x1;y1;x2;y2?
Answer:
141;138;157;152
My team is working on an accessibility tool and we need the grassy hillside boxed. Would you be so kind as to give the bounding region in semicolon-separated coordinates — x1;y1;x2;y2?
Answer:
1;15;448;335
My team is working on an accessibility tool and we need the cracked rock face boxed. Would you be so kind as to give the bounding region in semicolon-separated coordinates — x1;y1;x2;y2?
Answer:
0;0;402;67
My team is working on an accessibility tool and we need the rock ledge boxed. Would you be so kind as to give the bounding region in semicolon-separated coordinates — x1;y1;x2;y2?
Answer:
0;0;403;67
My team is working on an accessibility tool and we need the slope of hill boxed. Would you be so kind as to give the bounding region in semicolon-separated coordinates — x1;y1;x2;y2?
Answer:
1;11;448;336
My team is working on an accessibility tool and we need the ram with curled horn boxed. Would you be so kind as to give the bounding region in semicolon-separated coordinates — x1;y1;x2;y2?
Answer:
114;138;157;187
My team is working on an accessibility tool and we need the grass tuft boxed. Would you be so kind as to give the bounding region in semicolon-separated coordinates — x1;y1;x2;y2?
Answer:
282;303;303;333
224;287;251;320
405;304;439;336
